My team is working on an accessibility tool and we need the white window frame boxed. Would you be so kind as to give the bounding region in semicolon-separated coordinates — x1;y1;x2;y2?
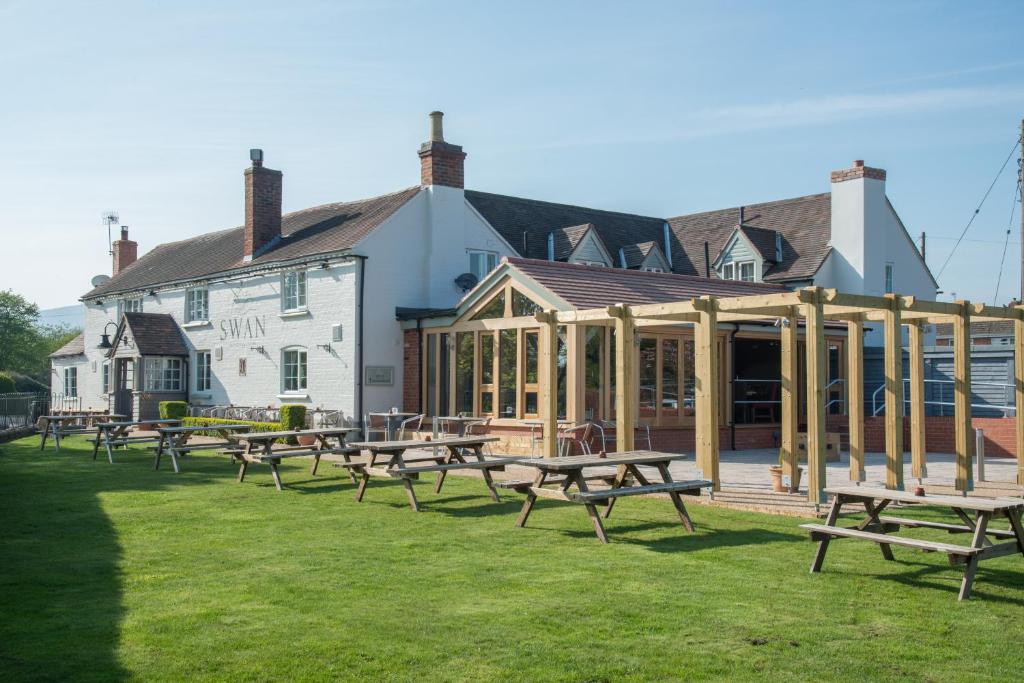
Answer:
101;361;110;394
738;261;755;282
885;263;894;294
282;271;307;312
721;263;734;280
63;367;77;397
579;260;607;267
642;266;663;273
281;347;308;394
185;288;209;323
195;351;212;393
117;297;143;319
468;250;498;282
143;357;183;392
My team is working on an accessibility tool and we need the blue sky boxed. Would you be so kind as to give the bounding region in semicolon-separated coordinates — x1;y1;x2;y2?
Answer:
1;0;1022;309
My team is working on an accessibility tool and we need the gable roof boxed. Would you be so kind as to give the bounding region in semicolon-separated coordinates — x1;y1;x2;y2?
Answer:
668;193;831;282
739;225;780;262
465;190;667;264
112;313;189;357
550;223;597;260
620;241;666;269
50;332;85;358
506;257;786;310
84;187;421;299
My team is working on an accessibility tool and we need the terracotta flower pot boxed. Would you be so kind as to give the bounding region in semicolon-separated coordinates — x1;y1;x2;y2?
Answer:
768;466;785;493
296;434;317;446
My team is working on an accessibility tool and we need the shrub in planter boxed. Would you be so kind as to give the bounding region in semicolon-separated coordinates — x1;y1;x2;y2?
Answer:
280;404;310;444
180;417;285;440
159;400;188;420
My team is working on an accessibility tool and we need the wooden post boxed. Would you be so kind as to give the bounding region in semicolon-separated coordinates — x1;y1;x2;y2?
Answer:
694;296;720;491
538;310;559;458
953;301;973;492
804;287;827;504
846;317;865;482
780;307;799;491
1016;314;1024;486
610;305;635;453
882;293;904;491
907;321;927;481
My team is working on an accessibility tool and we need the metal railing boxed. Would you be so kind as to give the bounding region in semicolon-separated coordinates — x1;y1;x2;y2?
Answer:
0;392;48;430
870;379;1016;417
732;378;846;419
185;404;349;429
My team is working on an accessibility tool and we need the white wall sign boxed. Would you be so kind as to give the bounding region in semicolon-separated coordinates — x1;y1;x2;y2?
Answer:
365;366;394;386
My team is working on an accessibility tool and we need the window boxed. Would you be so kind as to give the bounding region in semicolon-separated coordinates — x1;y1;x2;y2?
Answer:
472;291;506;320
117;297;143;318
720;261;755;281
186;288;209;322
469;250;498;282
195;351;212;393
580;260;607;267
282;348;307;393
885;263;894;294
721;263;734;280
282;271;307;311
739;262;755;282
63;367;77;396
642;266;663;273
143;357;183;391
101;361;110;394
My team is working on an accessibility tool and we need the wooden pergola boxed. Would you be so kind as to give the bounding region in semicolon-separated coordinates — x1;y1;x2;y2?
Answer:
535;286;1024;503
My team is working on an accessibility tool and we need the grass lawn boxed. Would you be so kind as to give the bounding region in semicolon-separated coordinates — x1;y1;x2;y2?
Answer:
1;437;1023;682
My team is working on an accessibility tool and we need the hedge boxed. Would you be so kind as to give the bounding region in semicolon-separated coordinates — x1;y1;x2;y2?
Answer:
180;417;284;439
279;404;306;431
0;372;15;394
159;401;188;420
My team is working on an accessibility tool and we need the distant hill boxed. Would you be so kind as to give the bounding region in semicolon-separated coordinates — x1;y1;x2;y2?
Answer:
38;305;83;330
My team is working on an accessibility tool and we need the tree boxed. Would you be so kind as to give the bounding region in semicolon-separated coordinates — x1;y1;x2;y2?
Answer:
0;290;40;373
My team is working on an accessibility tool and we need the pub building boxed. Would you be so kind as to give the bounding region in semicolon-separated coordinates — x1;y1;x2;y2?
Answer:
51;112;936;452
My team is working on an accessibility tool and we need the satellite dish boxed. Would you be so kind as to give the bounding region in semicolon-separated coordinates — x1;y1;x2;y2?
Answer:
454;272;479;292
91;274;111;287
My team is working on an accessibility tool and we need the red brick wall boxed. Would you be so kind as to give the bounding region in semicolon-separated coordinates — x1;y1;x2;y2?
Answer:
112;229;137;275
402;329;421;413
243;164;283;258
861;415;1016;457
418;142;466;188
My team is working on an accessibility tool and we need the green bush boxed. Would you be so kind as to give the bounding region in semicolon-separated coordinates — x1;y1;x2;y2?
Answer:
180;417;284;439
279;404;307;431
159;401;188;420
0;372;16;394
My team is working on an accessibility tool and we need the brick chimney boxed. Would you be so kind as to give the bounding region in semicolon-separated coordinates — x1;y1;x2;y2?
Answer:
112;227;138;276
243;148;283;261
830;159;886;183
418;111;466;188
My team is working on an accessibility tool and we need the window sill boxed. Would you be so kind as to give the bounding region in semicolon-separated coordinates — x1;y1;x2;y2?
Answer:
182;320;212;329
279;309;310;320
277;393;310;401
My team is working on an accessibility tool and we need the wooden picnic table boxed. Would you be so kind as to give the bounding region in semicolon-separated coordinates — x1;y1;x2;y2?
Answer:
153;423;253;473
227;427;360;491
90;419;182;464
39;413;124;452
802;485;1024;601
344;436;510;511
509;451;710;543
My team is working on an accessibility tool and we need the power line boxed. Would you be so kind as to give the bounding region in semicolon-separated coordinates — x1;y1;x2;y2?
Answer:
992;179;1020;304
935;138;1020;280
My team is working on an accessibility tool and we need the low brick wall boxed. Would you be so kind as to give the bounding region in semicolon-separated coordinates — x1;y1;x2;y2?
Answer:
861;415;1016;457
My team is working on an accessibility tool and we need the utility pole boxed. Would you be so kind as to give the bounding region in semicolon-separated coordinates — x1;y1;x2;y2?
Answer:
1019;118;1023;303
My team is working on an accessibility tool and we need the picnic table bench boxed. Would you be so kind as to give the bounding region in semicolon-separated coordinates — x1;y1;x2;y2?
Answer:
801;485;1024;601
152;423;253;473
227;427;360;490
38;413;124;452
344;436;510;511
89;419;181;464
511;451;709;543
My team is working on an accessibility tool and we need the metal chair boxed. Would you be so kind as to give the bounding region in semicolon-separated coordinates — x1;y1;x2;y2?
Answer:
464;417;492;455
363;413;388;442
397;414;424;440
557;423;593;456
597;420;652;450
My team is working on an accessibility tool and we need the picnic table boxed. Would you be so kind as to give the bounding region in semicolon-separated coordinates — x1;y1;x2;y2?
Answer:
801;485;1024;601
153;423;253;473
90;419;182;464
227;427;360;491
508;451;710;543
343;436;511;511
39;413;124;452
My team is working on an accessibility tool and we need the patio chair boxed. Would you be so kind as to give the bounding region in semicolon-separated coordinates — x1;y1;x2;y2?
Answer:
557;423;592;456
464;417;493;455
597;420;652;451
363;413;388;442
397;414;424;440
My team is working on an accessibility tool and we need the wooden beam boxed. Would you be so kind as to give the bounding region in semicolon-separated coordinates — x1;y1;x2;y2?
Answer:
804;287;827;504
553;309;611;324
971;302;1023;321
538;310;559;458
847;318;865;482
712;291;806;312
882;293;905;491
907;321;927;481
900;296;964;318
780;307;799;491
624;300;700;320
953;301;973;492
613;308;636;453
694;296;720;491
1016;316;1024;487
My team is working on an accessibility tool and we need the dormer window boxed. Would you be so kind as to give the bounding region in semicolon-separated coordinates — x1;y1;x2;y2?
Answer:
721;261;755;282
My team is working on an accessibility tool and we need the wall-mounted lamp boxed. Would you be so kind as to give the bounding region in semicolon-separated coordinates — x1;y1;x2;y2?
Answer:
249;345;267;355
96;321;119;349
94;300;104;306
147;290;157;297
320;261;331;270
316;343;333;353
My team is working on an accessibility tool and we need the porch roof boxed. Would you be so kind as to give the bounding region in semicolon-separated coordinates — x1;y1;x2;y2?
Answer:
110;313;189;357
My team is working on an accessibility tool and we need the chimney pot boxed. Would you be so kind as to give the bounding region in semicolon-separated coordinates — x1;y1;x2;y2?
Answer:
250;148;264;167
428;111;444;142
120;226;129;240
853;159;864;167
418;111;466;188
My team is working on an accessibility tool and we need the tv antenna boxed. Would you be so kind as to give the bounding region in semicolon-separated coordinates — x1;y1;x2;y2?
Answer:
102;211;119;255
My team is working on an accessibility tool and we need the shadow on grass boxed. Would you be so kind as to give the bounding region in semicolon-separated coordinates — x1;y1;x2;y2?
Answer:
864;558;1024;606
0;437;236;681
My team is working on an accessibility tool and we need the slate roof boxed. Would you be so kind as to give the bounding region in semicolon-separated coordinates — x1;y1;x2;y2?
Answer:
50;332;85;357
115;313;189;356
668;193;832;282
550;223;596;260
619;241;663;269
934;320;1015;338
507;257;786;310
739;225;780;262
84;187;421;298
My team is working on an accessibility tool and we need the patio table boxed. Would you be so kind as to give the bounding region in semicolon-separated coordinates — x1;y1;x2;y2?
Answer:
368;412;419;440
801;485;1024;601
510;451;710;543
153;423;252;473
91;419;181;464
435;415;484;437
344;436;510;511
227;427;360;491
38;413;124;452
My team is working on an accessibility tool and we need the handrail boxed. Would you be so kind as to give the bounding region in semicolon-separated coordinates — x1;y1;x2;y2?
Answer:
871;379;1016;417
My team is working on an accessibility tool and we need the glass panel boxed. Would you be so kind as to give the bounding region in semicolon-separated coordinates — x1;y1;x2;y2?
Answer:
740;262;754;282
512;289;542;317
455;333;474;415
499;329;517;417
438;333;450;416
557;327;567;420
426;335;437;416
481;334;494;384
472;291;505;320
524;392;537;415
584;327;603;421
609;330;617;417
683;340;695;417
828;343;843;415
481;391;493;415
662;338;680;421
638;337;657;420
732;338;781;424
524;331;538;384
